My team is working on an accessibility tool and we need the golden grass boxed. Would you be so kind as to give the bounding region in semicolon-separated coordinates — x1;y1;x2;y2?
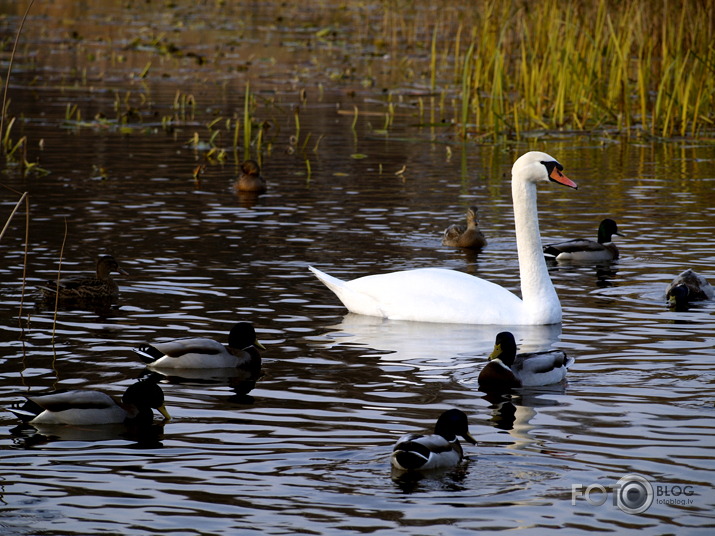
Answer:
378;0;714;139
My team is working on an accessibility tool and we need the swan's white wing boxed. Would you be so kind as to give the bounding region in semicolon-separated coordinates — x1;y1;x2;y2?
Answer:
310;266;526;324
308;266;385;317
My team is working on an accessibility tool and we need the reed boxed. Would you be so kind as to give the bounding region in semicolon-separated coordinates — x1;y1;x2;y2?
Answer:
243;82;252;160
375;0;714;139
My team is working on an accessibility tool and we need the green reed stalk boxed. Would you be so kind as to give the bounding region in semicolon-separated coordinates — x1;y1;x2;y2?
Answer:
233;117;240;150
440;0;714;138
429;25;437;92
294;107;301;145
243;82;251;160
459;43;474;138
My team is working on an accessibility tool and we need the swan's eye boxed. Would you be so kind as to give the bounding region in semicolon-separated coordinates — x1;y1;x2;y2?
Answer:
541;160;563;173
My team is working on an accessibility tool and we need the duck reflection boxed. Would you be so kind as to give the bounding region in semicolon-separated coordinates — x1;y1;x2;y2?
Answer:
595;265;619;288
545;259;619;289
9;420;166;449
480;387;568;453
391;458;472;493
140;368;260;404
33;296;121;319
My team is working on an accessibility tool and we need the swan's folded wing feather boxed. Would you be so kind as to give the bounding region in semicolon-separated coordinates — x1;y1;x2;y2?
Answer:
309;266;386;317
345;268;524;324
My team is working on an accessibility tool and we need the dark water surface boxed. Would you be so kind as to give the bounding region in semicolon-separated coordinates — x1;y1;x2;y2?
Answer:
1;2;714;535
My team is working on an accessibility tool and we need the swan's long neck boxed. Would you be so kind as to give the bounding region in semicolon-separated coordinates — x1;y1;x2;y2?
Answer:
511;177;561;323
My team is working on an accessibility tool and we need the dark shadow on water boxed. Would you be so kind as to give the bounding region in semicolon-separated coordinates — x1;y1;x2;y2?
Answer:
33;295;124;319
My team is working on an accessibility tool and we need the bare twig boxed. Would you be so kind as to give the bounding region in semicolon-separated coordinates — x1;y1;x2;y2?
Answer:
51;217;68;343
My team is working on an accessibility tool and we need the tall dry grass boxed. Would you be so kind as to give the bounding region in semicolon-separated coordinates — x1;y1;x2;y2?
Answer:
378;0;714;138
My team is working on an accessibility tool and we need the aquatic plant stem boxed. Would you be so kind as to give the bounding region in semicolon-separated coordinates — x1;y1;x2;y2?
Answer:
0;0;34;137
243;82;251;161
0;190;27;242
52;218;68;344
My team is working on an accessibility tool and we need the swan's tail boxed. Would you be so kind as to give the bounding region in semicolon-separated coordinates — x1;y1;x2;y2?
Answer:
308;266;384;317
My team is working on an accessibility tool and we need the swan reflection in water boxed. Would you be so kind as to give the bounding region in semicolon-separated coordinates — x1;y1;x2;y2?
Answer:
318;313;563;371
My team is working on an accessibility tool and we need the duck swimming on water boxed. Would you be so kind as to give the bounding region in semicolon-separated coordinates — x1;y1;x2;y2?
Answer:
391;409;477;471
666;269;714;310
442;206;487;249
235;160;267;193
38;255;129;301
134;322;264;372
8;380;170;426
478;331;573;391
543;218;623;263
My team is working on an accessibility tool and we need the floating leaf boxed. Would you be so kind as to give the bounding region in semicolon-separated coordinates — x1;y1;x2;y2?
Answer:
350;153;367;159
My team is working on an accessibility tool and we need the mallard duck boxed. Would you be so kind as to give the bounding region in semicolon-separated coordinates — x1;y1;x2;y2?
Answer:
309;151;577;325
8;380;170;425
134;322;264;370
38;255;129;300
543;218;622;262
391;409;477;471
666;269;714;309
478;331;574;390
235;159;266;193
442;206;487;249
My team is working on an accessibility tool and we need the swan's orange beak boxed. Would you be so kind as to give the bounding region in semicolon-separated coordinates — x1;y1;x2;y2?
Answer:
549;166;578;189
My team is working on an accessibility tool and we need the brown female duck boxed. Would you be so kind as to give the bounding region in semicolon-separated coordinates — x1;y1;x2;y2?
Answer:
442;206;487;249
235;160;267;193
38;255;129;300
666;269;714;310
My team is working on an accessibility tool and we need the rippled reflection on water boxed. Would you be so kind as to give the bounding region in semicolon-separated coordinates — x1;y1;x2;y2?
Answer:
1;22;715;536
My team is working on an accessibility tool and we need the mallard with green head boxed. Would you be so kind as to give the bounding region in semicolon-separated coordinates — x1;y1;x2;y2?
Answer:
8;380;170;425
134;322;264;373
479;331;574;390
391;409;477;471
666;269;714;310
543;218;623;262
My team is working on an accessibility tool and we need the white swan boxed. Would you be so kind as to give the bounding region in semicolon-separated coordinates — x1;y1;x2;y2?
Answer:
309;151;577;325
